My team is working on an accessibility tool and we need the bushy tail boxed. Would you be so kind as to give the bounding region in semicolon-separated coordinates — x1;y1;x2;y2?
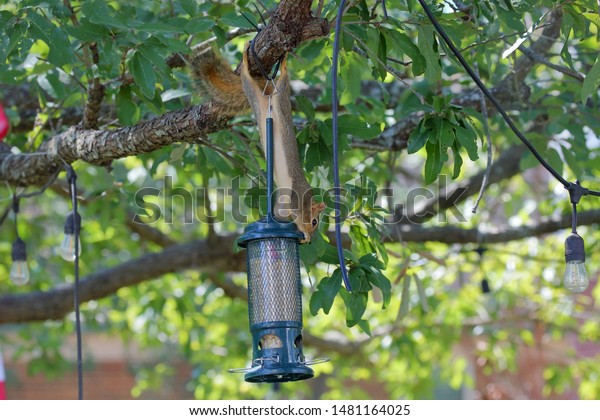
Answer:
190;48;249;115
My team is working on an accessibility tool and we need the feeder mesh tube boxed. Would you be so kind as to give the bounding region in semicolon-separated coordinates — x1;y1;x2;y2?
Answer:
246;238;303;325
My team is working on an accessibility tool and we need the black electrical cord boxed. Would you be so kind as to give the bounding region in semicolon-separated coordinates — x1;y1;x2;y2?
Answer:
332;0;352;291
416;0;600;198
66;165;83;400
12;195;19;236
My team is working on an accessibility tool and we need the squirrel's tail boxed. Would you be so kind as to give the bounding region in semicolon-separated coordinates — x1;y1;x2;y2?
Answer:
191;48;249;115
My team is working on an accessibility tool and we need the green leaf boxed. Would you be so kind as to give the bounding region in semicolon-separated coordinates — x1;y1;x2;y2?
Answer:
324;115;383;141
582;12;600;29
169;144;187;163
357;319;372;336
424;138;442;184
305;140;331;172
382;28;426;76
581;52;600;103
363;265;392;309
3;20;27;60
138;20;187;34
340;288;368;327
340;54;363;105
180;0;198;16
219;13;257;29
418;26;441;84
65;18;110;42
455;124;479;161
366;27;386;80
0;11;12;30
26;12;74;67
348;267;372;293
130;51;156;99
185;17;215;34
317;243;340;265
451;144;464;179
309;272;342;315
116;86;138;126
299;231;326;265
358;253;384;270
81;0;131;30
349;224;373;256
407;120;428;154
138;44;169;74
439;120;455;148
296;95;315;122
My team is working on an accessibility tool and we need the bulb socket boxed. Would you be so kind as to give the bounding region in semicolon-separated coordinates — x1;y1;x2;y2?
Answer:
64;211;81;235
11;237;27;262
565;233;585;263
481;278;491;294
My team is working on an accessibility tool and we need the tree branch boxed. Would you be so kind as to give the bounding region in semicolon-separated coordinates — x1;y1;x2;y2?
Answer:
3;208;599;325
0;0;329;187
388;208;600;244
0;234;244;324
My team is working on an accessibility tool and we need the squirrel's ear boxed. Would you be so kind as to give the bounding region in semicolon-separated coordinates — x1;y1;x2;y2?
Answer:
312;202;327;212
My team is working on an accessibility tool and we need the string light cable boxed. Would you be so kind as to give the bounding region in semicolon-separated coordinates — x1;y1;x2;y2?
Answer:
65;164;84;400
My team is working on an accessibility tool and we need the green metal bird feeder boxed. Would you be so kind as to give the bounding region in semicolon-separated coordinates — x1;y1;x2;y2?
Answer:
230;86;326;383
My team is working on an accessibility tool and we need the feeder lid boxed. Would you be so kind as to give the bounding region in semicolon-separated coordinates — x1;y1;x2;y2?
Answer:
237;216;303;248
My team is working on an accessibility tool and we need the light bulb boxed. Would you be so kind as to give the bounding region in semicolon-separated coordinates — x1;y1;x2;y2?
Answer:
9;260;29;285
59;211;81;262
59;234;81;262
564;232;589;293
563;260;589;293
10;237;29;285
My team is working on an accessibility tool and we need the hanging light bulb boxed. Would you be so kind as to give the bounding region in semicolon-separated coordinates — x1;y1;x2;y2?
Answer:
563;232;589;293
59;211;81;262
10;237;29;285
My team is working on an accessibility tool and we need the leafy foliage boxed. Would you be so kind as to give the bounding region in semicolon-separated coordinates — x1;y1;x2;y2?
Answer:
1;0;600;400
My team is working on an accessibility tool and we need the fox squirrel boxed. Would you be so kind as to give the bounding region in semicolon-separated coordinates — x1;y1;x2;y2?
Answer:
193;47;325;243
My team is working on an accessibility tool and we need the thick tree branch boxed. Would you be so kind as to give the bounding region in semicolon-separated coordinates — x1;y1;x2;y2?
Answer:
0;234;244;324
3;208;599;325
388;208;600;244
0;0;328;187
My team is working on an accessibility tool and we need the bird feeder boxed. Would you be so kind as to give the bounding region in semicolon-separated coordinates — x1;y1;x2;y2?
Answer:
231;91;325;383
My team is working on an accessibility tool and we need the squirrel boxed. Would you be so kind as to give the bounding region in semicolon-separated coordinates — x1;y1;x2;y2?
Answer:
193;47;326;243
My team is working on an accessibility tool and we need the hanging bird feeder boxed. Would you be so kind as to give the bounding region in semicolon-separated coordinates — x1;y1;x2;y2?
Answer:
230;81;326;383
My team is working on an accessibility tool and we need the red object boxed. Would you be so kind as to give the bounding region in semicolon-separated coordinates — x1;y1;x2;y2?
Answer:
0;102;9;141
0;350;6;400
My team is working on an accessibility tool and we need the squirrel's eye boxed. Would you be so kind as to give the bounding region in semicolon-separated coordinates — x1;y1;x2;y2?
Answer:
312;218;318;227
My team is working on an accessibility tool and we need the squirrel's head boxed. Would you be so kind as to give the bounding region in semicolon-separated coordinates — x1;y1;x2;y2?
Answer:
296;201;327;244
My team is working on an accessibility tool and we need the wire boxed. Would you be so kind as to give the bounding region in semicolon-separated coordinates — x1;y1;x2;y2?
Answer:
332;0;352;291
66;165;83;400
415;0;600;197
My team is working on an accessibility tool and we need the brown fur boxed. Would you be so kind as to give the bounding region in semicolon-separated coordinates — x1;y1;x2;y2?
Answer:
190;48;249;115
240;48;325;243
